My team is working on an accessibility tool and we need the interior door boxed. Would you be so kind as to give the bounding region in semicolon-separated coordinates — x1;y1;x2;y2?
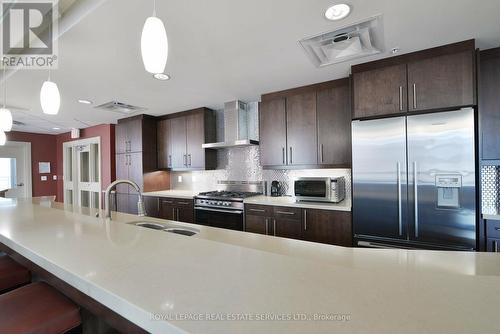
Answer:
186;112;205;169
259;98;287;166
170;116;187;169
352;117;408;239
286;92;318;165
407;109;476;250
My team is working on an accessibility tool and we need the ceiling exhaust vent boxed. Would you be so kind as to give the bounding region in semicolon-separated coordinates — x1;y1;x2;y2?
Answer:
299;15;384;67
95;101;146;115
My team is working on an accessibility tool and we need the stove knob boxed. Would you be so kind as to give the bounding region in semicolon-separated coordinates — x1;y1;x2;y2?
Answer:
217;201;222;205
224;202;230;206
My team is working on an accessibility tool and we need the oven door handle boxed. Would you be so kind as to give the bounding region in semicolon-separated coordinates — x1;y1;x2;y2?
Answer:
195;207;243;214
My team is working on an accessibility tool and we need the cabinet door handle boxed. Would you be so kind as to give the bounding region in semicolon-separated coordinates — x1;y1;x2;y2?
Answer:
412;83;417;109
249;208;265;213
320;144;324;163
273;219;276;236
163;200;174;204
183;154;187;167
276;211;295;216
397;162;403;236
282;147;285;165
168;155;172;167
494;240;499;253
399;86;403;111
172;208;176;220
289;147;293;164
265;218;269;235
304;210;307;231
177;201;190;205
414;161;419;238
188;154;192;166
177;208;180;220
494;227;500;231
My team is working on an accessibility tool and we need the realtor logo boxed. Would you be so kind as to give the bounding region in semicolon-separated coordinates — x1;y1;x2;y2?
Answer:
1;0;58;69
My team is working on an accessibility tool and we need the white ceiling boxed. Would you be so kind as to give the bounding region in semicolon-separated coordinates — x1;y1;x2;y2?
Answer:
6;0;500;134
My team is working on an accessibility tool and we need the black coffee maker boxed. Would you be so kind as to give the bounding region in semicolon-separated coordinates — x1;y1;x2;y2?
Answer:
270;181;282;197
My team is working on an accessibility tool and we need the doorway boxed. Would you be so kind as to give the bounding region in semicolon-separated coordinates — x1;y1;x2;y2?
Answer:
0;141;32;198
63;137;102;209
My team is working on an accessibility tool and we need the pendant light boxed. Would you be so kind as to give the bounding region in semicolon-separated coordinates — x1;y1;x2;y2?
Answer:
141;0;168;74
0;67;13;132
40;68;60;115
0;130;5;146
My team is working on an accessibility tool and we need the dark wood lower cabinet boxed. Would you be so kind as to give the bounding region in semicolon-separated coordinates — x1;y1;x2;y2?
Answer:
159;198;194;224
244;204;352;246
486;238;500;252
302;209;352;246
144;196;160;218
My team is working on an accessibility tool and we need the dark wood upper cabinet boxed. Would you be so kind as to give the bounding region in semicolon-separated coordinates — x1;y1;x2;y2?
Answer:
260;78;350;169
286;92;317;165
157;119;172;169
480;48;500;161
408;50;475;112
259;98;287;166
157;108;217;171
115;117;154;154
353;64;408;118
302;209;352;246
170;116;187;169
352;40;476;119
186;112;206;169
317;80;351;166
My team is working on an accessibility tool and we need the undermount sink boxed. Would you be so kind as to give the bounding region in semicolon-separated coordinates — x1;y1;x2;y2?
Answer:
128;221;199;236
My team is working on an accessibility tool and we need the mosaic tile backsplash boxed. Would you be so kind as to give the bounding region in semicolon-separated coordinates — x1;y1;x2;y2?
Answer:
482;165;500;215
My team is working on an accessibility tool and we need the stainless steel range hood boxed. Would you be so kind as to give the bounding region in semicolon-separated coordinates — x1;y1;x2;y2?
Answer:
202;101;259;149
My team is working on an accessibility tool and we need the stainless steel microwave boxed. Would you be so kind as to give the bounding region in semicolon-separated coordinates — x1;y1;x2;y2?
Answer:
294;177;345;203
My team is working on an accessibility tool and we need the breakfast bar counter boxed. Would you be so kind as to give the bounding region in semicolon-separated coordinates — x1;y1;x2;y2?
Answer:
0;198;499;334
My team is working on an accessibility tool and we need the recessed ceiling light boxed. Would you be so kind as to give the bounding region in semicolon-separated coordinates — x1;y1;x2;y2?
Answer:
52;127;60;130
78;99;93;105
153;73;170;81
325;4;351;21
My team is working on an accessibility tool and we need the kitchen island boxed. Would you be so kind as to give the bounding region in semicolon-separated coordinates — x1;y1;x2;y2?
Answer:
0;198;499;334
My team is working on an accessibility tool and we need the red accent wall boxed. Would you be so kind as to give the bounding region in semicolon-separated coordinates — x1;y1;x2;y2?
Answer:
6;131;58;197
55;124;115;202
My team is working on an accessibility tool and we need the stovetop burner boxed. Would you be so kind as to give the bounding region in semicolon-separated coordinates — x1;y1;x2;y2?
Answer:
197;190;262;200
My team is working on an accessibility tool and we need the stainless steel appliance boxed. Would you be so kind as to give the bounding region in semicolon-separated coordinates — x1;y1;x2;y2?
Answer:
194;181;265;231
352;108;477;250
294;177;345;203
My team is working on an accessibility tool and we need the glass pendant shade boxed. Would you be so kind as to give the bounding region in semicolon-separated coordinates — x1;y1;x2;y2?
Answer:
40;80;61;115
0;108;12;131
141;16;168;74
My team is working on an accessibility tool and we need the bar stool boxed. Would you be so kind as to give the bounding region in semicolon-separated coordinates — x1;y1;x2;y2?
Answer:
0;281;82;333
0;254;30;293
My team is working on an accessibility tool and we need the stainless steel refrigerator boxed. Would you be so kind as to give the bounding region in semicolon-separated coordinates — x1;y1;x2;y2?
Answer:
352;108;477;250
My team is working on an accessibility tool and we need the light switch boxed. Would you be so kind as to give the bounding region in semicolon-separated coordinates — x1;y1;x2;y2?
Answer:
41;176;47;181
52;175;57;180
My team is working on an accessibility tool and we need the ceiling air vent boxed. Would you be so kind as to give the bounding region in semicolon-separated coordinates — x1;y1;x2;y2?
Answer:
95;101;146;115
13;120;26;126
299;15;384;67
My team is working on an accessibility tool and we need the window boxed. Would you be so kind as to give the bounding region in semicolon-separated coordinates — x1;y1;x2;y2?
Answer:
0;158;16;190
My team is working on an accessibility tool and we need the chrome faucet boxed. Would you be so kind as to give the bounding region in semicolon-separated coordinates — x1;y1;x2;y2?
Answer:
104;180;146;219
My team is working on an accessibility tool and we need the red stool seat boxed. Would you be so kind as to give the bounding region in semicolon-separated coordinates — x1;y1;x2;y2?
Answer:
0;282;81;334
0;254;30;292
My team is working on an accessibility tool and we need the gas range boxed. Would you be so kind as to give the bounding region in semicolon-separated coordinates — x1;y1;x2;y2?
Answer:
194;181;266;231
195;191;262;210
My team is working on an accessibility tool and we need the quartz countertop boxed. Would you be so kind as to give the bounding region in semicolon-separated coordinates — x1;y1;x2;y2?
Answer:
244;195;351;212
0;198;499;334
142;190;197;199
483;213;500;221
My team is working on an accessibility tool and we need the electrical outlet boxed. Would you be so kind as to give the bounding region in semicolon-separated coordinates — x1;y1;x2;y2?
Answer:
41;176;47;181
52;175;57;180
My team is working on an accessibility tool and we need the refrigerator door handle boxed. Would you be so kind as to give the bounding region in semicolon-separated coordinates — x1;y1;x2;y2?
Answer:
397;162;402;236
414;161;419;238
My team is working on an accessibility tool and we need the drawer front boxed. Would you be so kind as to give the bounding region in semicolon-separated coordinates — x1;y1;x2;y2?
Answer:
273;206;302;220
245;204;273;217
174;199;194;207
486;238;500;252
486;220;500;239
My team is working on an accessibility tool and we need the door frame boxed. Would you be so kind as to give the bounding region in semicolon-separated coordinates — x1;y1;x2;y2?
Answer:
0;141;32;198
63;136;102;208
